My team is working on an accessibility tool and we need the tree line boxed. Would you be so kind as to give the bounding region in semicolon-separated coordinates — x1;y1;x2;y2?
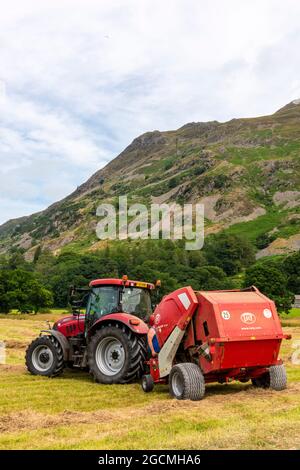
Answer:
0;233;298;314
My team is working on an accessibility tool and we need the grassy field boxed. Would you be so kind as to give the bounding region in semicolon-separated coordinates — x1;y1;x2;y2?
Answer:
0;311;299;450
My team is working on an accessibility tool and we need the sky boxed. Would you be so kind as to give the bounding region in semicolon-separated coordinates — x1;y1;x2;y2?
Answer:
0;0;300;224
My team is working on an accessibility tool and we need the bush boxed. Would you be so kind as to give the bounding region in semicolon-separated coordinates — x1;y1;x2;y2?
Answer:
168;176;180;189
255;232;276;249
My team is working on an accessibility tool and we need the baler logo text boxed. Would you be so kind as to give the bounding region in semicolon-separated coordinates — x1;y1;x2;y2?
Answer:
240;312;256;324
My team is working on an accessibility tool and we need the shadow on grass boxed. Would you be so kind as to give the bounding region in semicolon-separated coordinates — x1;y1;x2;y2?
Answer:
57;368;252;397
57;368;94;382
205;382;251;396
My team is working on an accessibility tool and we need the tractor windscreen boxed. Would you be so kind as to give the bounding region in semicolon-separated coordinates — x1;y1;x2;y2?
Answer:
121;287;152;320
86;285;152;323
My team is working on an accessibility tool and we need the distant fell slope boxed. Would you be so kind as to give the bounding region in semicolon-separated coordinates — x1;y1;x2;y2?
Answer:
1;100;300;260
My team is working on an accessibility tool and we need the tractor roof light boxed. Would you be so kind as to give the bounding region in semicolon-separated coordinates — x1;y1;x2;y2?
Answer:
122;274;128;284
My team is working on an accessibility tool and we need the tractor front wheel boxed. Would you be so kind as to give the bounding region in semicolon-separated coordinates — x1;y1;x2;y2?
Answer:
25;335;64;377
88;325;146;384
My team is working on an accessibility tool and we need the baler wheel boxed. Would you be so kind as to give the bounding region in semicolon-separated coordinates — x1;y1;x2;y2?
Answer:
25;335;64;377
269;364;287;391
252;364;287;391
88;325;147;384
169;363;205;401
141;374;154;392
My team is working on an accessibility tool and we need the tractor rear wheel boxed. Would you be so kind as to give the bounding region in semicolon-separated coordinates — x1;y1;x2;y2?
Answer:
169;363;205;401
25;335;64;377
252;364;287;391
88;325;147;384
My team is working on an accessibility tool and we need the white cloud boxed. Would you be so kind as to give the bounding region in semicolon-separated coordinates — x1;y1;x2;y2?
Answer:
0;0;300;224
0;198;44;224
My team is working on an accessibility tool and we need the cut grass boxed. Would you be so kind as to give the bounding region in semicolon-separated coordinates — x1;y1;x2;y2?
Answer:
0;317;299;449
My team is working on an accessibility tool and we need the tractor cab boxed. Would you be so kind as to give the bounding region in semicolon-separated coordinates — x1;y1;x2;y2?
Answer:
85;278;154;330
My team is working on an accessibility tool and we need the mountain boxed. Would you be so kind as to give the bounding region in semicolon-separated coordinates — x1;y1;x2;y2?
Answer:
1;100;300;260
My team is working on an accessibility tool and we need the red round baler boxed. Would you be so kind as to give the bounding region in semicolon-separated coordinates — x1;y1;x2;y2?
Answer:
142;286;290;400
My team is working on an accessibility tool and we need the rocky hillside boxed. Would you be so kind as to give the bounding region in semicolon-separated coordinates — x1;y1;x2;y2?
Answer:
1;100;300;260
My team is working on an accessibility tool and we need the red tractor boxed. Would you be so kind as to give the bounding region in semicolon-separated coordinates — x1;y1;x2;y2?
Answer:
26;277;156;384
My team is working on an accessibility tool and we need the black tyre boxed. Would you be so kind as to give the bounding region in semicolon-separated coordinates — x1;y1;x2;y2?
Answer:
169;363;205;401
25;335;64;377
270;364;287;391
88;324;147;384
252;364;287;391
142;374;154;392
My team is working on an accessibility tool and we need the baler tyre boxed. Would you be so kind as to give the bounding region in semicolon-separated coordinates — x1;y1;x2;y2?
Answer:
141;374;154;393
252;364;287;391
269;364;287;391
169;363;205;401
88;325;147;384
25;335;64;377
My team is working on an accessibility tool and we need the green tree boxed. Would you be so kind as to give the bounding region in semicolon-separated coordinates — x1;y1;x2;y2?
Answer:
33;245;42;264
25;280;53;313
47;251;119;307
282;251;300;294
244;264;294;313
255;232;276;250
205;233;255;275
6;251;32;271
0;269;53;313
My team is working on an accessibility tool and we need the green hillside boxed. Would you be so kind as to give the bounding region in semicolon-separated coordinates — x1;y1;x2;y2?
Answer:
1;100;300;260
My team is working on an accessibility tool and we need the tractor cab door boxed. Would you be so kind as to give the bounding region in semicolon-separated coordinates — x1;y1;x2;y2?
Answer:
85;285;120;332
